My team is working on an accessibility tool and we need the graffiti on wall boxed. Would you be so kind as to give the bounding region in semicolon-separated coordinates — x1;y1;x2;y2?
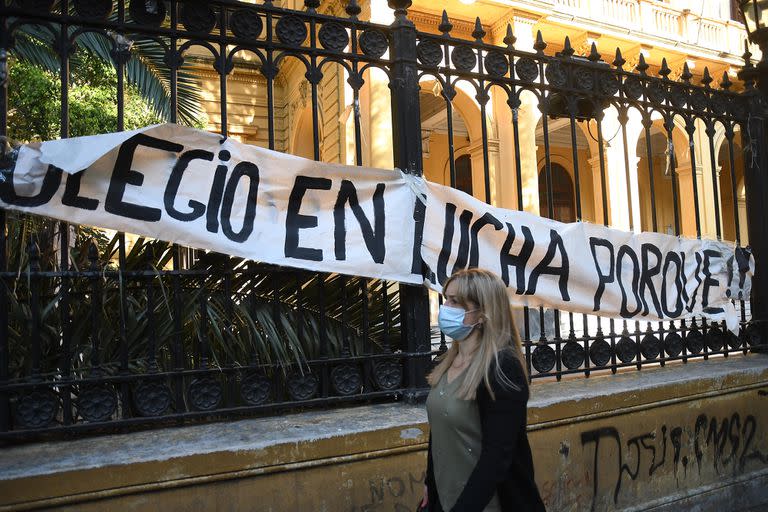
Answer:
579;405;768;511
347;470;425;512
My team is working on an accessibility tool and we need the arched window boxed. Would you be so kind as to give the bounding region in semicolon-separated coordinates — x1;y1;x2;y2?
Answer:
455;155;473;195
538;164;575;223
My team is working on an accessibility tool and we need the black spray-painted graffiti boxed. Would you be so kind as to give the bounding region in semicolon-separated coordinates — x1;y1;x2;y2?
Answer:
580;410;768;511
347;470;425;512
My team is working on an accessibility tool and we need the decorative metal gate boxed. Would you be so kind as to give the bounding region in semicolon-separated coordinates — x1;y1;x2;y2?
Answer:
0;0;764;441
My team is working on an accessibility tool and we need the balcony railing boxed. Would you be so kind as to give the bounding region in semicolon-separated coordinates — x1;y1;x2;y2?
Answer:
552;0;745;57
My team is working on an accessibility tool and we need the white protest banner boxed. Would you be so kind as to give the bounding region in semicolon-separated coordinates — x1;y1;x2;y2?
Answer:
0;124;420;284
416;179;752;330
0;124;753;330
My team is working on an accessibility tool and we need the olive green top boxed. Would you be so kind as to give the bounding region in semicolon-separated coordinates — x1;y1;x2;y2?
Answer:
426;370;501;512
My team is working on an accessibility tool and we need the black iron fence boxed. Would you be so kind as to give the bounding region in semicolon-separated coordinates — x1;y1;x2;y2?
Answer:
0;0;765;441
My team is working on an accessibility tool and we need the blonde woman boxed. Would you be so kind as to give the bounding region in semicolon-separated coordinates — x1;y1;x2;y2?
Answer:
420;268;546;512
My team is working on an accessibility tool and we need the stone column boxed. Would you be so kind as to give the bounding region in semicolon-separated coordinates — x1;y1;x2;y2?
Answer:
599;107;645;231
674;164;698;238
587;155;608;225
365;0;395;169
510;15;542;214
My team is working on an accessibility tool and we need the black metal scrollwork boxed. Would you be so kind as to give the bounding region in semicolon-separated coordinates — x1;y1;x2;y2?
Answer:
589;336;612;366
598;73;619;96
545;61;566;87
133;379;172;417
669;85;689;108
615;335;637;363
181;1;216;34
451;45;476;72
623;76;643;100
373;359;402;390
359;29;388;58
73;0;113;19
531;344;556;373
574;67;593;91
710;93;729;115
706;325;726;351
129;0;166;26
515;57;538;82
689;90;707;111
561;341;585;370
286;371;319;401
484;51;508;77
417;40;442;67
77;384;117;422
646;81;666;104
664;332;684;357
685;328;704;354
240;371;271;406
15;389;58;429
330;364;362;396
728;330;742;350
230;8;263;40
640;333;661;360
276;15;308;47
319;22;349;52
188;375;223;411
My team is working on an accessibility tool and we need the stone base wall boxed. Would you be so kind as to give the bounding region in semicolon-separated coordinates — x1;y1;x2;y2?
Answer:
2;356;767;511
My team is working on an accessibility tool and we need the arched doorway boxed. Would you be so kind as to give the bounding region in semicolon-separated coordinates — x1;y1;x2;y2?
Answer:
534;116;596;222
538;164;576;223
454;154;473;195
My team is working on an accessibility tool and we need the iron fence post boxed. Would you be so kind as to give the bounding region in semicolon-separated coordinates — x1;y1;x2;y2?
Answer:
388;0;430;399
742;91;768;351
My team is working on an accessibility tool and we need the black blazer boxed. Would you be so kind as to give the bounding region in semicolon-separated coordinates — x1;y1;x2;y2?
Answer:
425;349;546;512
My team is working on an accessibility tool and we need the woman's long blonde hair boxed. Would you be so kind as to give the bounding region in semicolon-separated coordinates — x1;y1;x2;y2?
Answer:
427;268;527;400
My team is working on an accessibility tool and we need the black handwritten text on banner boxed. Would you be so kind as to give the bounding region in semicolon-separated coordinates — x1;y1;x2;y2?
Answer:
0;124;752;329
418;180;751;330
0;124;418;283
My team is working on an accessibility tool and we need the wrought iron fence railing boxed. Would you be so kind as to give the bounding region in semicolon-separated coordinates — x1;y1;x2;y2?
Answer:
0;0;764;441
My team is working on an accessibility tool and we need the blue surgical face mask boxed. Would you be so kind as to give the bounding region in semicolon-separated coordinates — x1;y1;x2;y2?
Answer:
438;305;478;341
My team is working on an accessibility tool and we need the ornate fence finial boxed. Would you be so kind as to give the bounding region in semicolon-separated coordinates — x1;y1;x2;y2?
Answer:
740;40;756;89
658;57;671;80
613;47;625;69
680;61;693;83
534;30;546;53
720;71;732;90
472;17;485;43
305;0;320;13
439;10;453;36
587;41;600;62
701;66;712;88
387;0;411;21
635;53;648;75
345;0;361;19
503;24;516;49
561;35;574;57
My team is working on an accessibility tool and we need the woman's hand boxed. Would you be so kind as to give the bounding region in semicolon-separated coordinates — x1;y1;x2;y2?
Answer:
420;484;428;508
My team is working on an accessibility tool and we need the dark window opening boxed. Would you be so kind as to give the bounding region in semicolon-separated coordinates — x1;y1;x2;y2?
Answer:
538;163;576;223
455;154;473;195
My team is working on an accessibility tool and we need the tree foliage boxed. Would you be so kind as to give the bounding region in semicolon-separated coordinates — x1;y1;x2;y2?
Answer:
8;55;169;142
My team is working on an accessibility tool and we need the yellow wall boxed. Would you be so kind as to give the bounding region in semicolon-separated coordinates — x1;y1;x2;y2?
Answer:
3;357;767;512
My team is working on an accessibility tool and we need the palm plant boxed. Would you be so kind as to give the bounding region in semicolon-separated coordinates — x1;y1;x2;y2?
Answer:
4;216;403;385
8;6;205;128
